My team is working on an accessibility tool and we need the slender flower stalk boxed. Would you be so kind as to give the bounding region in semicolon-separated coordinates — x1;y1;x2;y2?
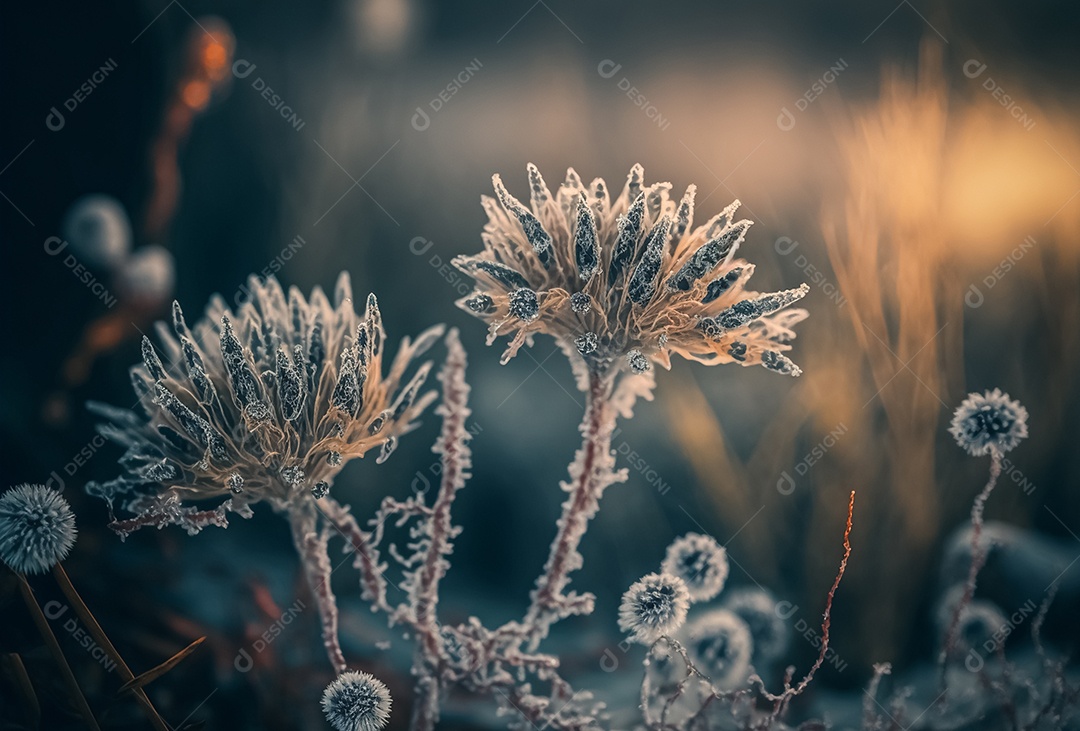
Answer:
940;389;1028;686
523;369;623;647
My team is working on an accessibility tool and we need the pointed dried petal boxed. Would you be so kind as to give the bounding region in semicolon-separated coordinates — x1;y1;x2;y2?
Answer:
141;336;167;381
667;220;752;292
493;174;553;268
454;256;531;290
574;195;600;283
608;194;646;286
628;216;673;305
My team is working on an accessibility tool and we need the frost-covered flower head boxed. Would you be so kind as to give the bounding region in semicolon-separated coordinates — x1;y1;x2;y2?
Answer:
0;484;77;575
618;572;691;644
453;164;809;378
321;670;392;731
86;273;442;536
684;609;753;690
949;389;1028;456
661;533;729;602
720;588;790;665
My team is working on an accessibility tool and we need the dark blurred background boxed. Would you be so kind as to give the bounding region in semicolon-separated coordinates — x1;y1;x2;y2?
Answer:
3;1;1080;728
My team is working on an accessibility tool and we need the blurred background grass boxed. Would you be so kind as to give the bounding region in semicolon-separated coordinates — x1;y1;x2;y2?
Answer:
2;1;1079;728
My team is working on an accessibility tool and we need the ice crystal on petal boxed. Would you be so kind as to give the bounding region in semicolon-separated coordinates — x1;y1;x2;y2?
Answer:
454;165;809;378
321;671;392;731
949;389;1029;456
0;484;77;575
661;532;729;602
626;349;650;374
86;272;442;534
618;572;690;644
569;291;591;314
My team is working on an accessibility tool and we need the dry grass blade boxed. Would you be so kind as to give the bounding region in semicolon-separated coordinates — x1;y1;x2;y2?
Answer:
2;653;41;726
51;563;171;731
119;636;207;693
16;574;101;731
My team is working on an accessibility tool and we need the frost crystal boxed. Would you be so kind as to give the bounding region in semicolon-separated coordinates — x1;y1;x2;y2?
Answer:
618;572;690;644
0;484;77;575
661;533;729;602
321;671;392;731
626;349;650;374
454;164;809;376
85;272;442;536
949;388;1029;456
569;291;591;314
683;608;754;690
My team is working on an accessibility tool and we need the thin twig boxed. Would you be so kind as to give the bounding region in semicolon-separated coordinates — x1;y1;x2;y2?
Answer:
51;563;171;731
16;574;101;731
940;450;1002;685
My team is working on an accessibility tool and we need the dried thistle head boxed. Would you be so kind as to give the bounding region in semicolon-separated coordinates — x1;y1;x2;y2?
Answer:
454;164;809;378
87;272;442;536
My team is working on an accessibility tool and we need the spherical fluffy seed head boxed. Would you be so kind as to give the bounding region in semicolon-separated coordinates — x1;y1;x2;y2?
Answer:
684;609;754;690
720;588;790;664
0;484;77;575
453;165;809;377
949;388;1029;456
85;273;443;537
618;572;691;644
321;671;392;731
661;533;729;602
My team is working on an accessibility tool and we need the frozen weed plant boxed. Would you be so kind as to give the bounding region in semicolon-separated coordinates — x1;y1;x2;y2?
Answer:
86;272;442;674
940;389;1028;673
453;164;809;651
0;484;77;575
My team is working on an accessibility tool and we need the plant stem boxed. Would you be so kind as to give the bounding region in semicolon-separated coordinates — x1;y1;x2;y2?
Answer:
940;449;1002;685
51;564;171;731
289;506;348;675
16;574;101;731
523;369;620;648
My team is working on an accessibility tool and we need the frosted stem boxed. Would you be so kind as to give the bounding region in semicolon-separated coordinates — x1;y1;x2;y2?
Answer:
940;449;1002;683
407;330;471;731
289;505;348;675
319;495;390;613
523;369;622;648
